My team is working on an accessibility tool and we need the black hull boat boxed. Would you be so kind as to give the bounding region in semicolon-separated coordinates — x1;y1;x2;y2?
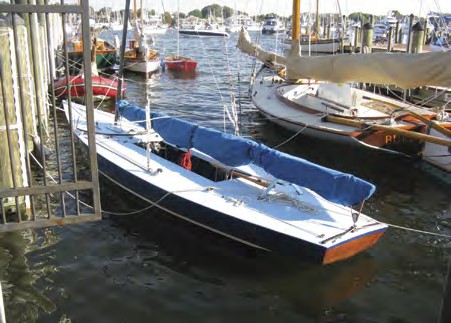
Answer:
64;100;387;265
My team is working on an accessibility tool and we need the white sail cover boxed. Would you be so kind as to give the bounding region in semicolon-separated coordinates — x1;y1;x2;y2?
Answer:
237;28;451;89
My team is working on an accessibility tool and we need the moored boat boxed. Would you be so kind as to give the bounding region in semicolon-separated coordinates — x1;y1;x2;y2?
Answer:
54;73;125;101
237;0;451;173
123;42;160;74
63;99;387;265
179;23;230;38
164;55;197;72
68;38;117;72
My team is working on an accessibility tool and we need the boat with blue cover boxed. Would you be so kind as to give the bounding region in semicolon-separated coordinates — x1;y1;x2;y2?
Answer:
63;100;387;265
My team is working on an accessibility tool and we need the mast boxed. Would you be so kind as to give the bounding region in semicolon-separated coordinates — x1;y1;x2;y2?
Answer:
292;0;301;41
140;0;144;31
177;0;180;57
134;0;137;22
114;0;131;122
314;0;320;36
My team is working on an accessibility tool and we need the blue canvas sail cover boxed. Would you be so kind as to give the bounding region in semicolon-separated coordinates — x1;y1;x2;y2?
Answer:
117;100;375;206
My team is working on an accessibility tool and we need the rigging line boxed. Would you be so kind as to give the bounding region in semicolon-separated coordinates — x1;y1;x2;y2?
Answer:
194;31;225;104
101;187;212;216
383;85;449;110
271;114;326;149
385;222;451;239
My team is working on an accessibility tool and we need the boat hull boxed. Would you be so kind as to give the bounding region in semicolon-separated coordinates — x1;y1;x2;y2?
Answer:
65;102;387;265
97;150;385;264
54;75;125;99
165;58;197;72
179;29;230;37
124;59;160;73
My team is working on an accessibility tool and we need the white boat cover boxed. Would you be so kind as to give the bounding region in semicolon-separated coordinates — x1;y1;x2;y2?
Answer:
237;28;451;89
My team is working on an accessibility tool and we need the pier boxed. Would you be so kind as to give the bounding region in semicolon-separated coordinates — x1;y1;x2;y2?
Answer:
0;2;102;233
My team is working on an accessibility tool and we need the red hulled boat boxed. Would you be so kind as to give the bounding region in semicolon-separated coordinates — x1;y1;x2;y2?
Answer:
164;55;197;72
54;74;125;100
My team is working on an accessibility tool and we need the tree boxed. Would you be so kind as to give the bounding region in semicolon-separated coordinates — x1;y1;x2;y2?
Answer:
222;6;234;19
188;9;202;18
163;11;172;25
391;10;403;21
348;12;372;23
201;4;222;19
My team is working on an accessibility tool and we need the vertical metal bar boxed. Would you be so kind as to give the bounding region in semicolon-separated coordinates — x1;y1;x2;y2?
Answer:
59;0;80;215
0;281;6;323
45;8;66;217
11;13;37;220
0;198;5;225
114;0;131;120
80;0;101;217
27;11;52;218
439;258;451;323
0;57;21;222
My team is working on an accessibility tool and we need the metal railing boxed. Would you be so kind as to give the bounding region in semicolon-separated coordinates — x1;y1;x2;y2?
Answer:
0;1;102;232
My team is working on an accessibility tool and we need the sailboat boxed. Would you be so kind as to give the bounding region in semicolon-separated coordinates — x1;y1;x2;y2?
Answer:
64;98;387;265
164;0;197;72
61;0;388;265
237;0;451;173
123;0;160;74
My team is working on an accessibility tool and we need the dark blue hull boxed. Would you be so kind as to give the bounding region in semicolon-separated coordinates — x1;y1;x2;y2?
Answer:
179;30;229;37
96;152;328;264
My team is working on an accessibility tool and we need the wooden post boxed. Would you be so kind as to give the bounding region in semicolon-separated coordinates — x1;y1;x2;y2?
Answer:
0;27;26;214
395;21;400;43
387;26;394;51
362;22;373;53
406;14;414;53
397;22;403;44
411;22;424;53
354;25;360;52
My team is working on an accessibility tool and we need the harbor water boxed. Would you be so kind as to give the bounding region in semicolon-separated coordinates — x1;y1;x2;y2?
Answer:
0;30;450;322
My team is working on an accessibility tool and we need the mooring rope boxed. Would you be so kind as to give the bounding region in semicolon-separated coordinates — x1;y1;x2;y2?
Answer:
384;221;451;239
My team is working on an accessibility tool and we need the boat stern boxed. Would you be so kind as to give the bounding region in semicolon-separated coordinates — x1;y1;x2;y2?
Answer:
322;226;387;265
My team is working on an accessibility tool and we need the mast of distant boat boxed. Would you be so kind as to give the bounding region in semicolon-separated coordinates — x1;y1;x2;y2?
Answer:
291;0;301;54
115;0;131;122
176;0;180;57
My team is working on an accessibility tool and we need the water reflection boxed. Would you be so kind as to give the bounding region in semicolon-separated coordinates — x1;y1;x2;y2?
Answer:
0;230;58;322
100;179;379;320
165;69;198;80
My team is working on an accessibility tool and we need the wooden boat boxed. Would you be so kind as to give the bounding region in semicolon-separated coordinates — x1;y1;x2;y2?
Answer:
164;55;197;72
124;42;160;74
237;0;451;173
68;38;117;72
54;73;125;101
63;99;387;265
164;5;197;73
123;2;161;74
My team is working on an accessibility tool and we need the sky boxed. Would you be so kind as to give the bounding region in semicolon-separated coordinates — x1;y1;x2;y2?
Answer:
88;0;451;17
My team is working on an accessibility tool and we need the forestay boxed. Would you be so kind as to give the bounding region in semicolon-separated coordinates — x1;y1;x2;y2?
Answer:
117;100;376;206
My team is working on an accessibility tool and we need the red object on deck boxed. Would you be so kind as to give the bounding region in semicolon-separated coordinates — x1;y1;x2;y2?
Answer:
165;56;197;72
54;74;125;99
178;149;192;171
